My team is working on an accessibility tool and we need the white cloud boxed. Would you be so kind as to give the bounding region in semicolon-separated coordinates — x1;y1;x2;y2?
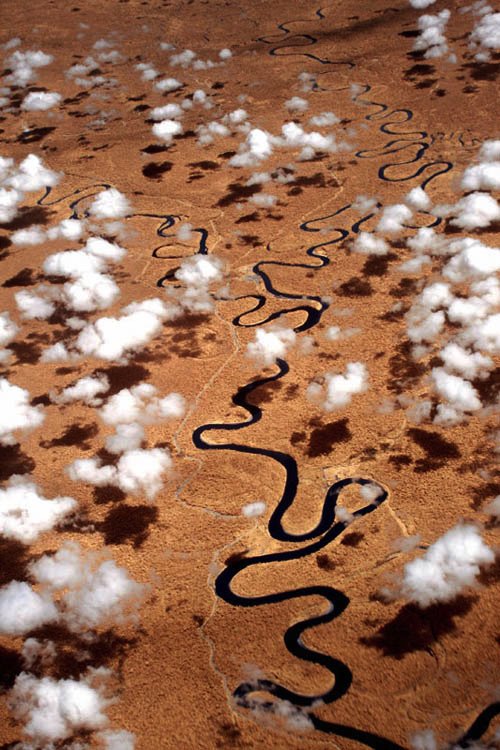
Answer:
88;189;131;220
249;193;277;208
307;362;368;411
15;288;57;320
74;298;171;361
0;477;77;544
405;186;432;211
62;272;120;312
431;367;482;412
9;671;109;744
409;0;436;7
175;255;223;287
219;48;232;60
11;226;46;245
152;118;183;143
100;384;185;426
51;374;110;406
21;91;62;111
29;542;147;632
285;96;308;113
401;524;494;607
0;187;23;223
351;231;389;255
67;448;172;501
442;238;500;283
0;582;58;635
413;9;450;58
154;77;182;93
150;102;183;121
246;326;296;366
435;192;500;229
242;501;266;518
376;204;413;236
439;342;492;380
5;48;53;86
0;311;18;347
0;378;45;445
5;154;60;193
114;448;171;500
308;111;340;127
229;128;274;167
469;11;500;61
43;249;106;278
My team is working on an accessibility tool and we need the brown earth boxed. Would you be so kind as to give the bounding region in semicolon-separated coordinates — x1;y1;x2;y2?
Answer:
0;1;499;749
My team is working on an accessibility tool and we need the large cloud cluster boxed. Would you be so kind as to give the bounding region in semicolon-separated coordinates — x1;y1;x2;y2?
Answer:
401;141;500;425
0;542;147;636
413;9;451;58
66;383;185;500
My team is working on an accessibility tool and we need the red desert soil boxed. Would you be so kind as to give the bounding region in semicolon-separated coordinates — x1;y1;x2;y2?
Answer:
0;1;498;749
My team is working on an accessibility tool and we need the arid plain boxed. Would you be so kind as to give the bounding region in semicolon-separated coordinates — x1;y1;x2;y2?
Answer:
0;1;498;749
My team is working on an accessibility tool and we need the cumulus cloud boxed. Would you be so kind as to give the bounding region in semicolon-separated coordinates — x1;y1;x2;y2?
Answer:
67;448;173;501
442;238;500;283
400;524;494;607
21;91;62;111
15;288;56;320
246;326;296;366
285;96;308;113
431;367;482;424
0;378;45;445
154;77;182;93
63;272;120;312
164;254;225;314
100;384;185;427
306;362;368;411
413;9;451;58
229;128;274;167
51;374;110;406
4;48;53;86
376;204;413;236
461;139;500;191
468;10;500;61
309;111;340;127
43;249;106;278
0;582;58;635
435;192;500;229
242;501;266;518
30;542;147;632
0;155;59;223
74;298;171;361
0;477;77;544
405;186;432;211
150;102;183;121
4;154;60;193
152;118;183;144
409;0;436;7
439;342;492;380
351;231;389;255
0;311;18;349
88;189;131;219
9;670;110;745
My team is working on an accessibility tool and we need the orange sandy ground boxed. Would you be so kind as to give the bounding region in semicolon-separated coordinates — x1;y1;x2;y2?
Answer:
0;1;498;749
